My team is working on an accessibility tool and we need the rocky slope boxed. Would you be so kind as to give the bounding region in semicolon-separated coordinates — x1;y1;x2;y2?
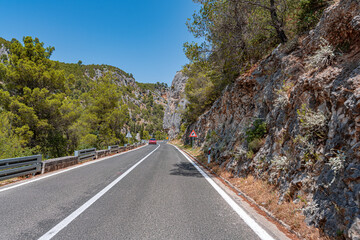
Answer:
183;0;360;238
163;71;188;140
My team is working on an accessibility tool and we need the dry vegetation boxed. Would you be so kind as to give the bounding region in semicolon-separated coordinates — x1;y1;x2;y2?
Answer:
171;140;331;240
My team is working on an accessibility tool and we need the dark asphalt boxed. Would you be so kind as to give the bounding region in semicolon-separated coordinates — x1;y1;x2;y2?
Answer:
0;143;266;240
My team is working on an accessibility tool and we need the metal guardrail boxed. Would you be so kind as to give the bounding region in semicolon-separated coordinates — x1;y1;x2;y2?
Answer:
108;145;119;154
0;142;147;181
0;155;42;181
74;148;96;161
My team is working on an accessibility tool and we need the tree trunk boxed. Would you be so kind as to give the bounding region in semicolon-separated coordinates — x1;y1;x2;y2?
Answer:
269;0;288;43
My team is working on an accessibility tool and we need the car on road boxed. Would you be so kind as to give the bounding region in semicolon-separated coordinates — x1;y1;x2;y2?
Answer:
149;138;157;144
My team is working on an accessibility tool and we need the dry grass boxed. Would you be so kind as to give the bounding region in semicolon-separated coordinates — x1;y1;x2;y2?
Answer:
171;140;330;240
0;176;31;187
229;176;327;240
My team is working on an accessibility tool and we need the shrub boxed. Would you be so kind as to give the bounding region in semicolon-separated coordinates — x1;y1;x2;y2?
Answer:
306;38;336;69
234;146;247;162
274;82;293;109
177;123;188;139
274;92;289;109
327;150;345;174
248;138;264;153
272;155;289;171
296;0;329;33
297;104;327;138
246;150;254;159
245;119;267;143
206;130;219;143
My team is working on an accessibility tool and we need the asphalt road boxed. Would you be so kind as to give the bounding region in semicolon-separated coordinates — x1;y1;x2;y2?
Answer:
0;143;288;240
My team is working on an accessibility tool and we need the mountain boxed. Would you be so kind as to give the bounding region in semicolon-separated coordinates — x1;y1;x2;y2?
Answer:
57;61;168;134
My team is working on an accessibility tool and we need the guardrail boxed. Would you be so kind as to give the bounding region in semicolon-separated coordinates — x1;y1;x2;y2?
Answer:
74;148;96;162
41;156;78;174
0;155;42;180
96;150;110;159
0;142;147;180
108;145;119;154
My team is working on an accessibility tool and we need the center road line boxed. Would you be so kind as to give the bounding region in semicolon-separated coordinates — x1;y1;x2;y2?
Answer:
38;145;160;240
172;144;275;240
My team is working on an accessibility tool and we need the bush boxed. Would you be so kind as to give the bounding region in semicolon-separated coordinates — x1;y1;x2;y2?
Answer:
245;119;267;143
272;155;289;171
327;150;345;174
297;104;327;138
296;0;329;33
246;150;254;159
306;38;335;69
274;81;293;109
248;138;264;153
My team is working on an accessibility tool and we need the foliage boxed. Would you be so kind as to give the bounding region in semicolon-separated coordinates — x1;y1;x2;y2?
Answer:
245;119;267;143
206;130;219;143
182;0;329;123
0;112;35;159
0;36;167;159
297;104;327;138
272;155;289;171
327;150;345;174
142;130;150;140
178;123;188;139
306;38;336;69
137;82;168;92
246;150;254;159
295;0;329;33
0;37;12;49
248;138;264;153
183;63;223;122
274;81;293;108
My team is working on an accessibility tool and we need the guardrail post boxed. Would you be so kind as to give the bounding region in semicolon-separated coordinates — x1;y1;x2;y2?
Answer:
208;147;211;164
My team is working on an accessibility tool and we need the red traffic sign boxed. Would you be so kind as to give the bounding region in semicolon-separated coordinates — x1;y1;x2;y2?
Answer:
189;130;198;138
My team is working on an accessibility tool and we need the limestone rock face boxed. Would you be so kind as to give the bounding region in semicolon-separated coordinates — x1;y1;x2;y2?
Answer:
0;44;9;62
183;0;360;238
84;67;136;87
163;71;188;140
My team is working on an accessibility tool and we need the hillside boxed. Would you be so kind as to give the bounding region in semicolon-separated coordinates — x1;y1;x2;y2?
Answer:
166;0;360;239
0;37;168;159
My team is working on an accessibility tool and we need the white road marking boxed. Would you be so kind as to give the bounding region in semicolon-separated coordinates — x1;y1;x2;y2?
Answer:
38;145;160;240
173;145;276;240
0;144;148;193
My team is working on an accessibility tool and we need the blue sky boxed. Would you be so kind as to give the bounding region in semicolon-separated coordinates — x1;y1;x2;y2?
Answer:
0;0;200;85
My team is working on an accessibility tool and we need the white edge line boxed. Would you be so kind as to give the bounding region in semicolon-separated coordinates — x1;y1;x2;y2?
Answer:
0;144;148;193
172;144;275;240
38;144;160;240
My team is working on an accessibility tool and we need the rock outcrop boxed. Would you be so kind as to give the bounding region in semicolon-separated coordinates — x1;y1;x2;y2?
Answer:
84;67;136;87
163;71;188;140
184;0;360;238
0;44;9;62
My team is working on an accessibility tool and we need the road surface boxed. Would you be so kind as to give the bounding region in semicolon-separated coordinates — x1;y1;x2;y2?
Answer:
0;142;290;240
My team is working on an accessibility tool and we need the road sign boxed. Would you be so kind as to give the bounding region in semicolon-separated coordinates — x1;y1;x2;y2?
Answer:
126;132;132;138
189;130;198;138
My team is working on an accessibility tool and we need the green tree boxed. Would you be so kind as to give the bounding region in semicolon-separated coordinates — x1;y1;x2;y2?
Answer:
142;130;150;140
3;37;64;95
0;37;72;157
0;111;35;159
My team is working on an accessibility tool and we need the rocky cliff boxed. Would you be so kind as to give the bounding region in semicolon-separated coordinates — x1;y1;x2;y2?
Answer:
163;71;188;140
0;44;9;62
184;0;360;238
